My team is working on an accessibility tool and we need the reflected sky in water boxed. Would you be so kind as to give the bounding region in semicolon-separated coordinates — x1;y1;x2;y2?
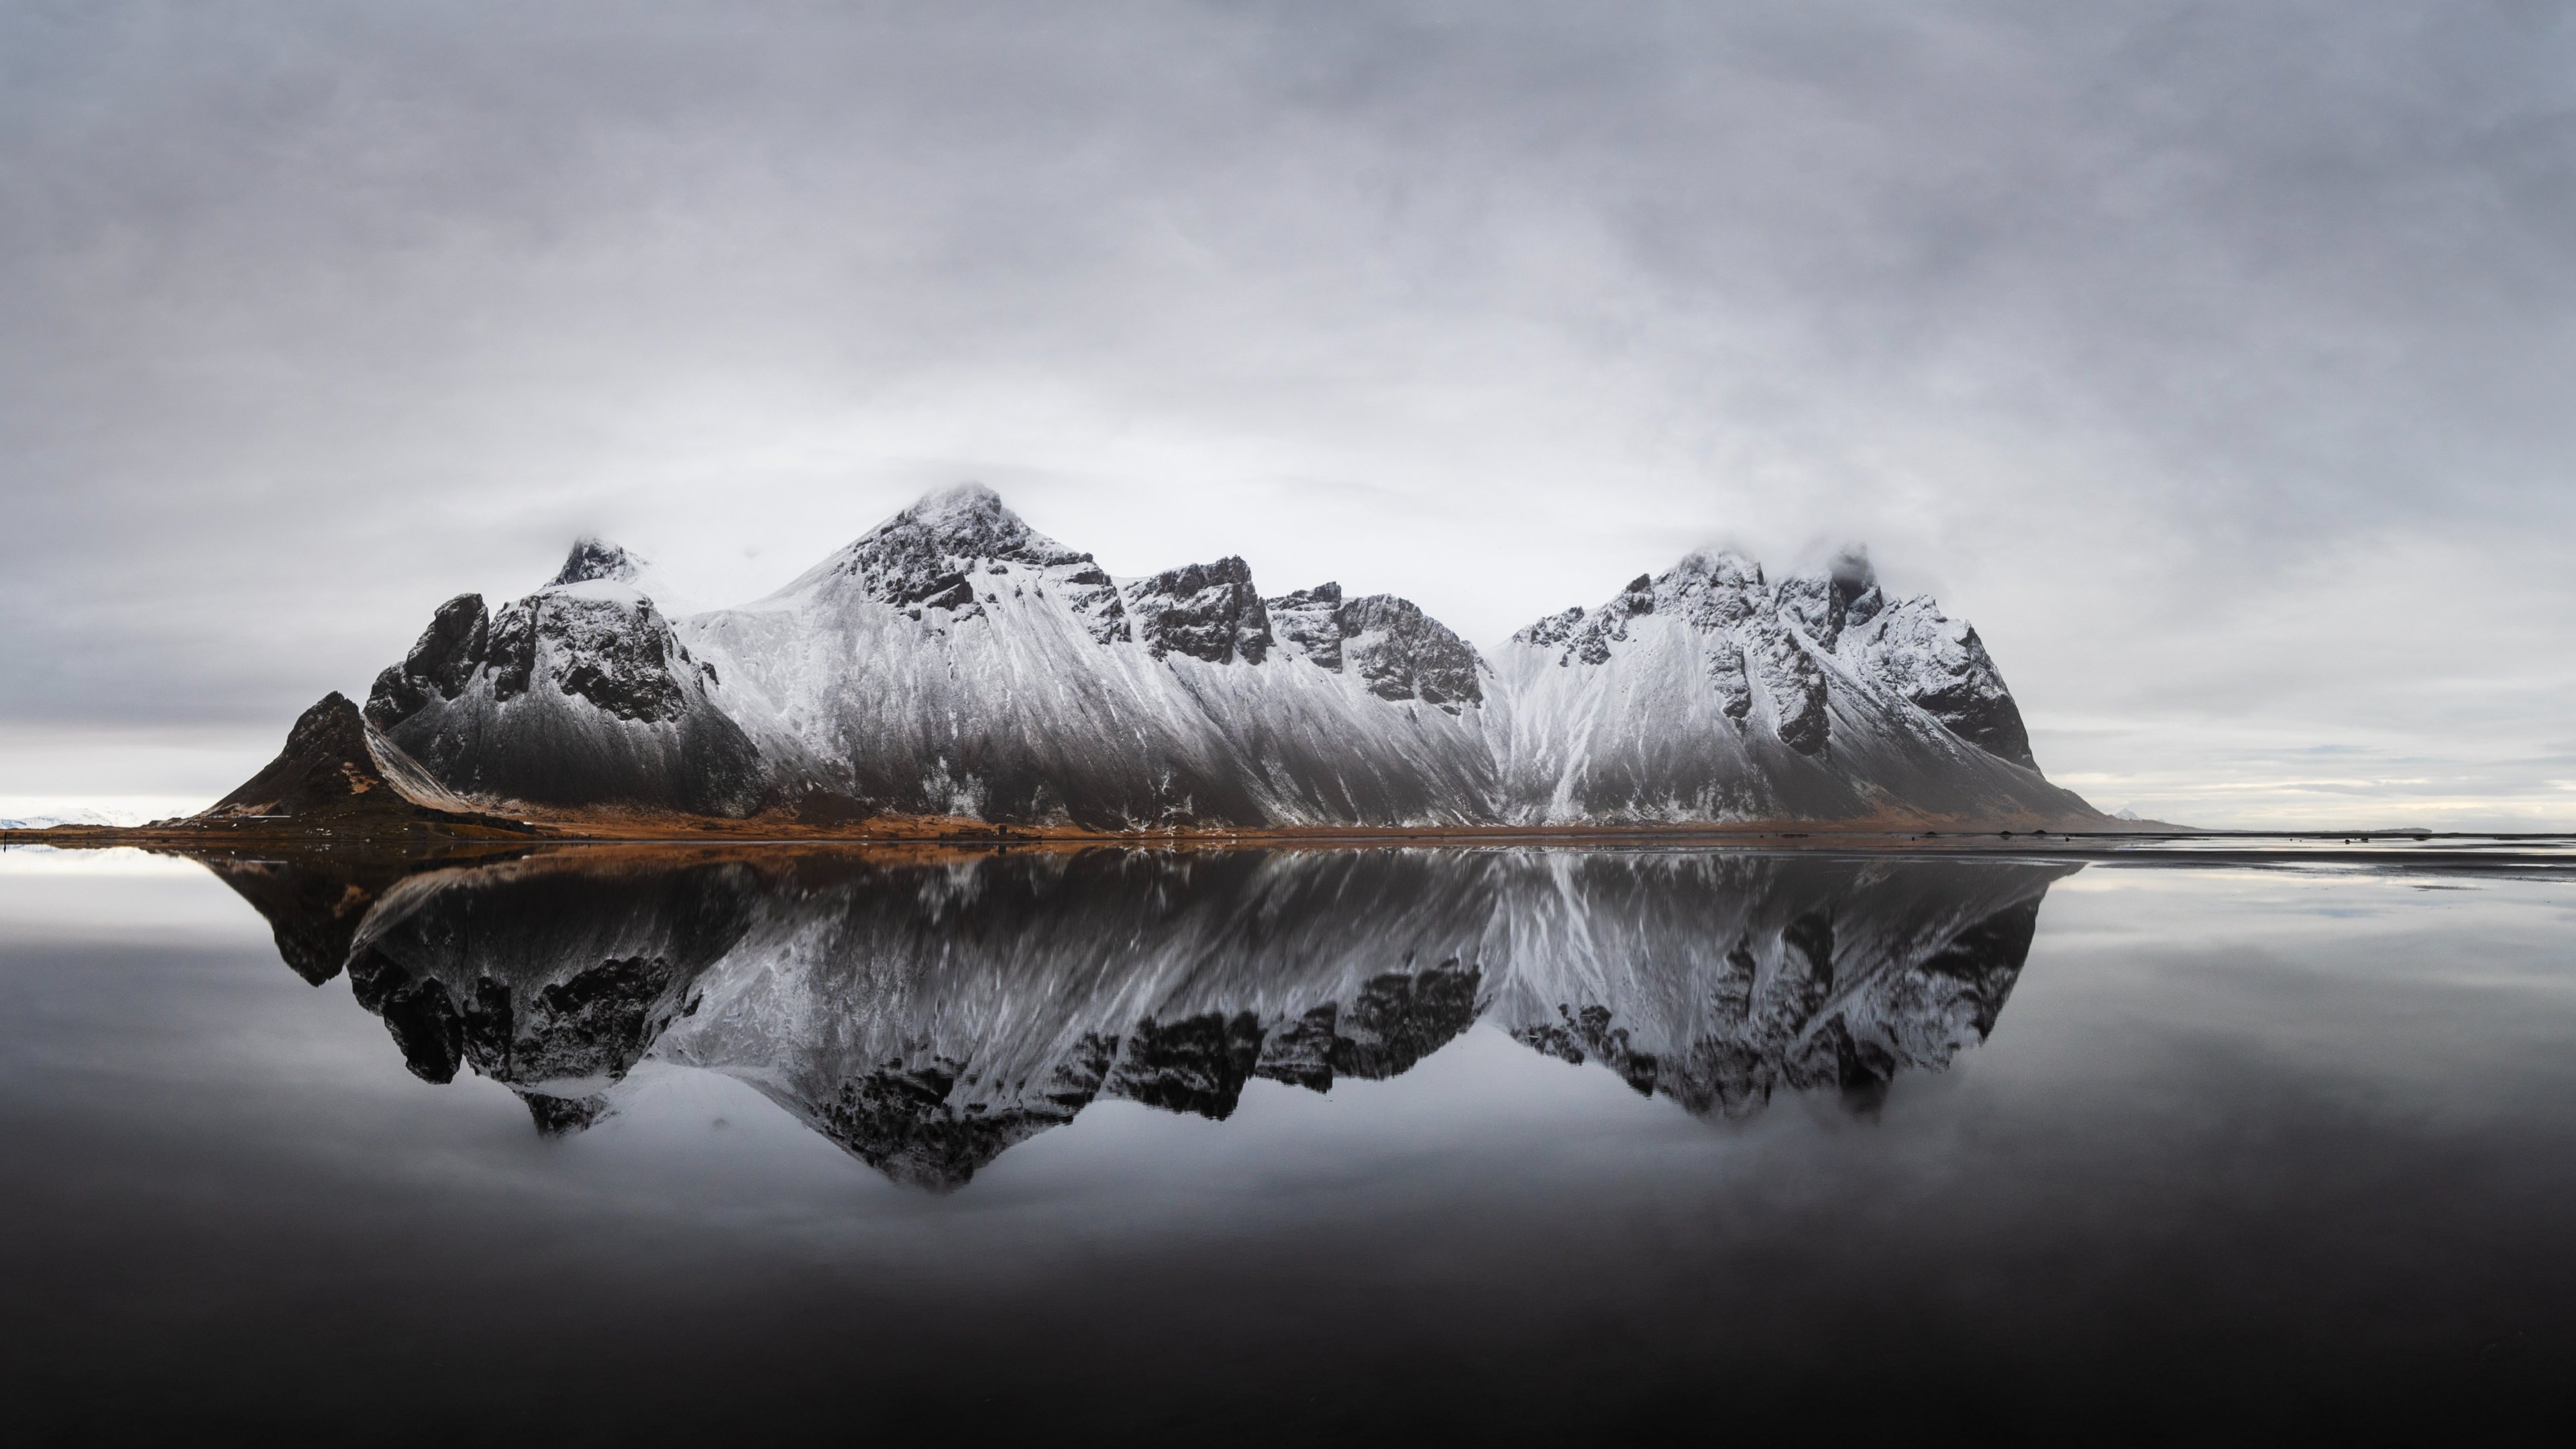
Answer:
2;844;2572;1440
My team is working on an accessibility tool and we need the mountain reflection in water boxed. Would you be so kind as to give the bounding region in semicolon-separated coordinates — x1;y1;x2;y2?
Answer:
201;846;2072;1189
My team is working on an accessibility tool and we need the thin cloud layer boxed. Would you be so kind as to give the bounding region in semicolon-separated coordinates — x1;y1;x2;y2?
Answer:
3;1;2571;826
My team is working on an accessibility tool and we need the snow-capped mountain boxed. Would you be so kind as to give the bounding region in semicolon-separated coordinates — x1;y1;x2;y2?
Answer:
345;483;2096;830
205;845;2072;1188
363;545;765;818
670;485;1501;827
1491;545;2062;823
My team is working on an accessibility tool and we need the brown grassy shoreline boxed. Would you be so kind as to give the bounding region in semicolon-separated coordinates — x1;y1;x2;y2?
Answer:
3;808;2146;848
13;816;2565;864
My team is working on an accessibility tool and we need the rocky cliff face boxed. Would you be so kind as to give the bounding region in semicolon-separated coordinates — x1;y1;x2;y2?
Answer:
209;845;2074;1189
1844;593;2035;768
361;572;763;818
1124;556;1273;663
1332;591;1486;712
323;483;2090;829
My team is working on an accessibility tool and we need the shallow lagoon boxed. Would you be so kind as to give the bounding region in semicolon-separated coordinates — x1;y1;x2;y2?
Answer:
3;842;2571;1441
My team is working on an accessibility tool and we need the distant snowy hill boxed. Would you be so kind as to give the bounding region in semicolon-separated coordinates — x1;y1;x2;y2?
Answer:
0;805;145;830
346;484;2098;829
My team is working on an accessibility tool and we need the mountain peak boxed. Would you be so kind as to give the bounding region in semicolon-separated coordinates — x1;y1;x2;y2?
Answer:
859;482;1056;557
548;536;647;588
897;482;1020;542
1671;548;1765;589
913;480;1004;513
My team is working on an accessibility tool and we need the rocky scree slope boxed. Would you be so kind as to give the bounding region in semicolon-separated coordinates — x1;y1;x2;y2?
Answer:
337;484;2093;829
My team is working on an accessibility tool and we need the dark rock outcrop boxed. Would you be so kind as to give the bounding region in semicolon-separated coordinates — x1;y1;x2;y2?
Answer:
362;575;764;817
548;536;647;588
1261;584;1485;712
1265;584;1347;671
1124;557;1273;664
1337;596;1484;712
199;693;506;827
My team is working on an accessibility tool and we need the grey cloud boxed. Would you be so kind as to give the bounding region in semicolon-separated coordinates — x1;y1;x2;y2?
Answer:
2;1;2571;825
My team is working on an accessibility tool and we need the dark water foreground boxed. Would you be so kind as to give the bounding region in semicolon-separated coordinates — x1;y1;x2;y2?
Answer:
3;842;2571;1444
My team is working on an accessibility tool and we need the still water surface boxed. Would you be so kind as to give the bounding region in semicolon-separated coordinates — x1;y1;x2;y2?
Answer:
3;842;2571;1442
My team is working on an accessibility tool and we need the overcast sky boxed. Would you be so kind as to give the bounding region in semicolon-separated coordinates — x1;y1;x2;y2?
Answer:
4;1;2571;827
